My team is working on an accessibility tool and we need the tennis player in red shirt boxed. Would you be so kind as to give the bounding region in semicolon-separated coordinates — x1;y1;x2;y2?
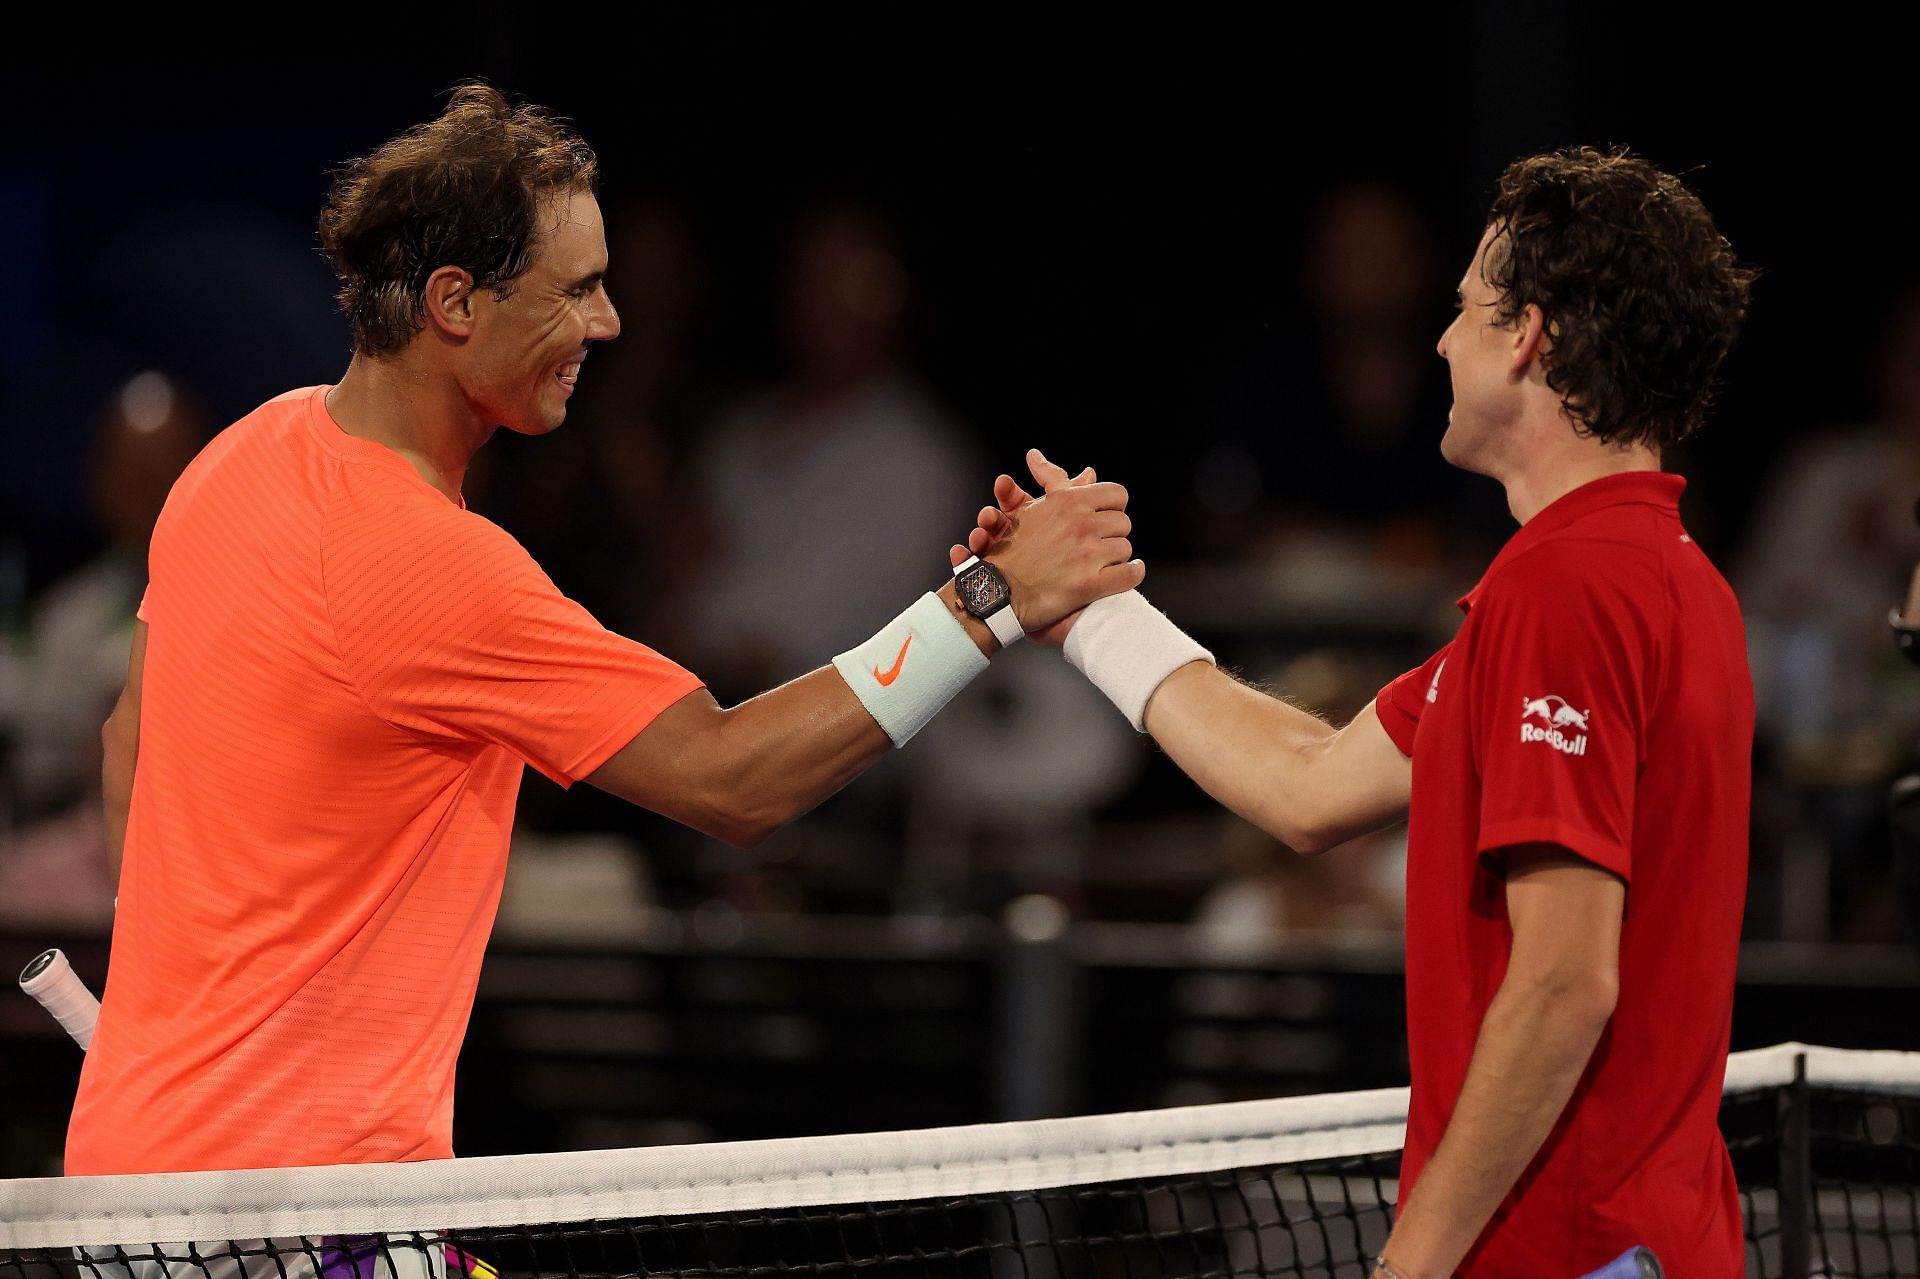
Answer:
964;148;1758;1276
72;85;1143;1178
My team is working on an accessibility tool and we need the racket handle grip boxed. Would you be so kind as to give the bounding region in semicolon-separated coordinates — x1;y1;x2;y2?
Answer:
1578;1247;1662;1279
19;948;100;1050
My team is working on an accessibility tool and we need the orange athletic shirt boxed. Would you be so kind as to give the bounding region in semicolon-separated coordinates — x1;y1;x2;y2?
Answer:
66;386;704;1175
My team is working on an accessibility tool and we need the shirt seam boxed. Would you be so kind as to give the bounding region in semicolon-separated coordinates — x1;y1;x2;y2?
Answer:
316;458;437;740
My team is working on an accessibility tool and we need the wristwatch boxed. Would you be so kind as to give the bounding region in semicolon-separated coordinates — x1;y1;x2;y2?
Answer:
953;555;1023;647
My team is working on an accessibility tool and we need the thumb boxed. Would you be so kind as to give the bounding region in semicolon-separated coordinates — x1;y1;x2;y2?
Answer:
1028;448;1073;494
949;543;973;569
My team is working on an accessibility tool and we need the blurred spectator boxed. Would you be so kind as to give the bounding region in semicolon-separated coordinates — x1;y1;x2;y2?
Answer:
1198;181;1500;564
1191;649;1406;945
1192;815;1405;945
2;208;339;594
0;372;205;923
684;203;979;697
1741;283;1920;750
4;373;205;820
1738;282;1920;938
477;196;717;644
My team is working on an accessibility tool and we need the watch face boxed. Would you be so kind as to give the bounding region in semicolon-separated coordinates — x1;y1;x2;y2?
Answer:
958;562;1010;618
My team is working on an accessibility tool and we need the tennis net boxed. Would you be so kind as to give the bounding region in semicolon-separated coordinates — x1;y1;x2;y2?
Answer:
1;1044;1913;1279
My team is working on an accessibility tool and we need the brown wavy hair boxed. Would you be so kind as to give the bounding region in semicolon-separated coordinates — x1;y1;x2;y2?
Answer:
1483;146;1758;450
318;83;599;356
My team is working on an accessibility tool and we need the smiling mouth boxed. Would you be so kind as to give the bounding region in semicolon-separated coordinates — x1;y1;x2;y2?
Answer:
555;357;584;391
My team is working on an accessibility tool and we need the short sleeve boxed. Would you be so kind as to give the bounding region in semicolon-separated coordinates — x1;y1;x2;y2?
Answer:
1375;645;1451;758
328;498;705;786
1466;543;1663;881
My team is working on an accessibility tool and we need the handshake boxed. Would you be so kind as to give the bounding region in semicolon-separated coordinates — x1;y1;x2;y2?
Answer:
945;448;1144;647
839;446;1211;747
924;447;1214;739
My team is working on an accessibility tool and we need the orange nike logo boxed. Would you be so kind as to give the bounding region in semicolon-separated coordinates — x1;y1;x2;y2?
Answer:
874;635;913;686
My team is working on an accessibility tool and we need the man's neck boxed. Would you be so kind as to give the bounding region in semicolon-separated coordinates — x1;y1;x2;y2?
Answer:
326;355;494;502
1500;428;1662;526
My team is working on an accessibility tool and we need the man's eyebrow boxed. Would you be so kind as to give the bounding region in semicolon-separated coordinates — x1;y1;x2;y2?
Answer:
570;269;605;291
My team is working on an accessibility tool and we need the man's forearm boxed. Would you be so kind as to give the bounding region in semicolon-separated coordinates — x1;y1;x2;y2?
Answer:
1378;969;1615;1277
1142;664;1404;854
597;582;999;847
734;581;999;831
102;719;136;881
702;665;894;842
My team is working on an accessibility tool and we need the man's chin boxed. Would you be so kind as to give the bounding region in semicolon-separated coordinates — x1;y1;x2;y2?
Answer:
499;410;567;437
1438;421;1487;476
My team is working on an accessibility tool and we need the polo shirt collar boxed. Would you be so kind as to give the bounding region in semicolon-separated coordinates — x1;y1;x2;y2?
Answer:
1458;470;1686;611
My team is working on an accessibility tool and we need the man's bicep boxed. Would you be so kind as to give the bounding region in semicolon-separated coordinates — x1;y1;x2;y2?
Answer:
103;621;148;880
1310;699;1414;846
105;621;147;760
1502;843;1625;992
585;686;727;824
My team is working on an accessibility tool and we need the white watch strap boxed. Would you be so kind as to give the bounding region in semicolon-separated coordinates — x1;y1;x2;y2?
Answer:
954;555;1023;647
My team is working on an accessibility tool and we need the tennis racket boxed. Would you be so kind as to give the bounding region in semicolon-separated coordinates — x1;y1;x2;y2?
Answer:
19;948;100;1049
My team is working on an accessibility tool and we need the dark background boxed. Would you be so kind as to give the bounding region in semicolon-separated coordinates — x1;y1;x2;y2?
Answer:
0;12;1900;581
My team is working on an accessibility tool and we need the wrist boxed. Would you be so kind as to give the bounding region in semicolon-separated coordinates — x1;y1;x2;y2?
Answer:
938;580;1001;658
1064;590;1214;731
832;592;992;747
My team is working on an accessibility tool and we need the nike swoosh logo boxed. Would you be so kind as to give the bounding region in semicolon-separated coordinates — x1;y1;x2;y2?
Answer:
874;635;913;686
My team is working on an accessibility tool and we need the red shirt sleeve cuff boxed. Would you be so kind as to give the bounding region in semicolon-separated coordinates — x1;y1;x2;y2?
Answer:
1373;689;1419;758
1477;816;1631;883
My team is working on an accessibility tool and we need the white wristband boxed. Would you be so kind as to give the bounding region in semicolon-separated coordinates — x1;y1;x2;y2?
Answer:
833;591;990;747
1063;590;1214;731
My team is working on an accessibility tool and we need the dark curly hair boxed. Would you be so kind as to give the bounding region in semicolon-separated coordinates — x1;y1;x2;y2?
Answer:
318;83;598;356
1482;146;1758;450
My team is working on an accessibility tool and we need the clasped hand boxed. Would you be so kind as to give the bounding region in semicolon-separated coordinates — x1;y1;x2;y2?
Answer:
947;449;1139;644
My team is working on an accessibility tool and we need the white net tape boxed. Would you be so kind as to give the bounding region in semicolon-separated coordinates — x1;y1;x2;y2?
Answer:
2;1043;1914;1252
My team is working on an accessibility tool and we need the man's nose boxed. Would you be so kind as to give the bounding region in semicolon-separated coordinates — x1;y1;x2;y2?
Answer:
593;292;621;341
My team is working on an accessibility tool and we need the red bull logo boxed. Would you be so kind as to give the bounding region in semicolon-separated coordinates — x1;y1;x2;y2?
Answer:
1520;694;1590;755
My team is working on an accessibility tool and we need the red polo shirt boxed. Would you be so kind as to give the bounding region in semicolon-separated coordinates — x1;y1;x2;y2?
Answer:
1375;471;1751;1277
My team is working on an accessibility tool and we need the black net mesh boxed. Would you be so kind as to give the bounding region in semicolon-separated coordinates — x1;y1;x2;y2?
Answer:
1727;1083;1920;1279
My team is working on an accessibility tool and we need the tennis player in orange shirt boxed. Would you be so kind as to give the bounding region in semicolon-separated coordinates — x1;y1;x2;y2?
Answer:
69;84;1142;1177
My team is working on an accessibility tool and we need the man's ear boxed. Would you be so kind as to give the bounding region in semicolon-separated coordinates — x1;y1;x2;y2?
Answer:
1510;301;1549;380
423;266;477;340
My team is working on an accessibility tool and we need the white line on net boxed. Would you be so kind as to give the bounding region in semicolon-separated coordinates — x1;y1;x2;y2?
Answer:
1;1042;1912;1251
